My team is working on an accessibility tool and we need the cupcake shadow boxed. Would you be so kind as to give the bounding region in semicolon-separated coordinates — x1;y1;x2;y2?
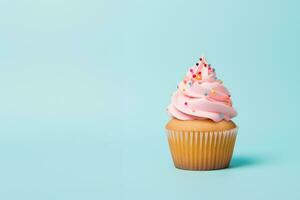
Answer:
229;155;264;169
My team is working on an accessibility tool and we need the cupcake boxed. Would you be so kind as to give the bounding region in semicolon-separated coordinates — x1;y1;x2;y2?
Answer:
166;56;238;170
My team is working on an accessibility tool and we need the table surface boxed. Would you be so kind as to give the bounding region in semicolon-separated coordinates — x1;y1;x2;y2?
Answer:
0;0;299;199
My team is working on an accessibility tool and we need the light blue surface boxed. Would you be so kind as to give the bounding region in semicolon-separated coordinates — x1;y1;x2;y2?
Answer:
0;0;300;199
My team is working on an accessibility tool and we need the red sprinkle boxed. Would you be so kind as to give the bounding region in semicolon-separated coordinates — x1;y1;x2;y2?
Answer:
184;102;188;106
197;71;201;75
184;80;187;84
190;69;194;73
204;64;207;67
192;74;196;78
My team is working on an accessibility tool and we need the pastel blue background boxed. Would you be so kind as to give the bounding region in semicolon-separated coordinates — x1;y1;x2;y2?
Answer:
0;0;299;199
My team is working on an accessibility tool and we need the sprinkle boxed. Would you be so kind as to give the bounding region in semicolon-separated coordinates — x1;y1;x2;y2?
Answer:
192;74;196;78
196;63;199;66
228;94;231;97
177;85;179;89
190;69;194;73
213;68;215;72
204;92;208;96
183;80;187;84
197;71;201;75
195;75;201;80
199;58;202;61
208;64;211;67
184;102;188;106
188;81;192;86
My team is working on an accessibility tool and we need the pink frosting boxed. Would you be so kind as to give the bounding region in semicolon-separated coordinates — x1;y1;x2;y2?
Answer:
167;56;237;122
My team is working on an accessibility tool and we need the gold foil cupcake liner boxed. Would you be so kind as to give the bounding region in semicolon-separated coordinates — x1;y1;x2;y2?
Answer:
166;128;238;170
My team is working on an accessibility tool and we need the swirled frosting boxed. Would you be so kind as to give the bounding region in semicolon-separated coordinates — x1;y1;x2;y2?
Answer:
167;56;237;122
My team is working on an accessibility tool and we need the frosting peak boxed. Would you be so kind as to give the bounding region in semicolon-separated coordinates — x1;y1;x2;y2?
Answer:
167;56;237;122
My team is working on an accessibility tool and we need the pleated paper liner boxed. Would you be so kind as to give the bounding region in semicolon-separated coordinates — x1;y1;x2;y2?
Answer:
166;128;238;170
